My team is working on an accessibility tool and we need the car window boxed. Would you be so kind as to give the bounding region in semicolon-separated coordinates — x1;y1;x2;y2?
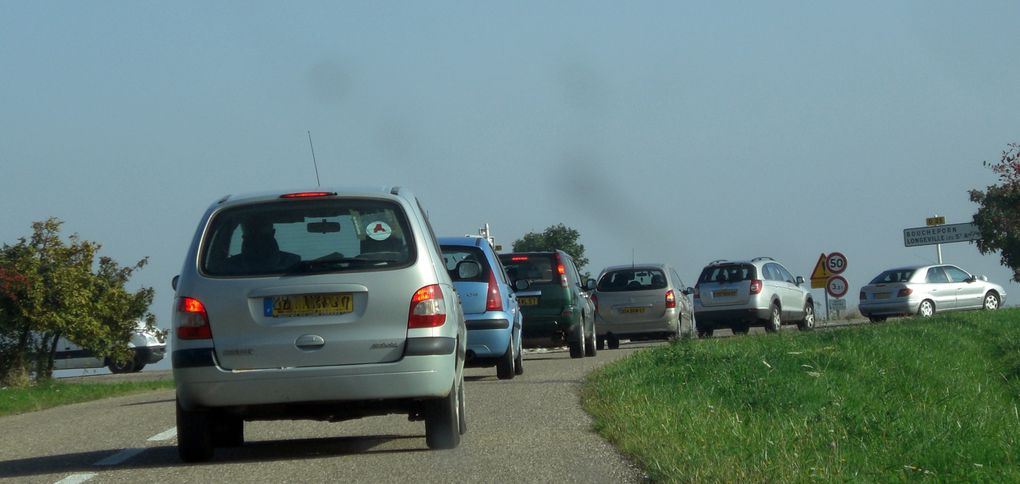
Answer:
698;264;756;284
201;199;413;276
491;251;511;285
925;267;950;283
869;269;915;283
670;268;685;289
762;263;779;281
440;246;489;282
944;266;971;282
774;264;795;284
597;269;668;292
500;254;556;284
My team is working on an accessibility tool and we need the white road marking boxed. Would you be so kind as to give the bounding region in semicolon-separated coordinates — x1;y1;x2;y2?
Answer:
147;428;177;441
93;447;145;466
55;473;97;484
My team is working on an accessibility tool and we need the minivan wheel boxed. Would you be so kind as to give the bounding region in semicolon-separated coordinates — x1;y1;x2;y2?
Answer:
496;340;515;380
797;303;815;331
425;380;462;449
917;300;935;317
176;399;214;462
212;414;244;448
765;305;781;333
983;292;1000;311
607;333;621;350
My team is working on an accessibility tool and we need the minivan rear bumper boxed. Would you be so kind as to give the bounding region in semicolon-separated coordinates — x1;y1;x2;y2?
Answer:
174;346;457;410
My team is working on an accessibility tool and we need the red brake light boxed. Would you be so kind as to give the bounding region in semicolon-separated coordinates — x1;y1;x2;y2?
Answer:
693;287;700;300
557;264;566;275
665;289;676;309
485;270;503;311
897;288;913;298
749;279;763;295
408;284;447;328
176;297;212;340
280;191;335;199
511;256;529;261
554;254;568;288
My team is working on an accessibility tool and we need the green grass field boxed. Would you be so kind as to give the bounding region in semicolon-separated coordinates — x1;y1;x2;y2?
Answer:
583;309;1020;482
0;378;174;417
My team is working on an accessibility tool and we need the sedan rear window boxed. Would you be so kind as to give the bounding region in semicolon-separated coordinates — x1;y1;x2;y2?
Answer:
698;264;756;284
597;269;667;292
201;199;414;276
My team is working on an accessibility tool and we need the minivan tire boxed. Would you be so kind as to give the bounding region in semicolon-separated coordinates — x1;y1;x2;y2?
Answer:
496;340;515;380
176;399;214;462
425;380;462;449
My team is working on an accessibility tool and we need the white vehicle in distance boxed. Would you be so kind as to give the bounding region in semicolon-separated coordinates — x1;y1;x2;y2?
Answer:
171;187;467;462
859;264;1007;322
52;321;166;373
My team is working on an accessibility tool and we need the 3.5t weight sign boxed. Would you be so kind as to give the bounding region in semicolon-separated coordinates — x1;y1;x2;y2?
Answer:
826;252;847;275
826;275;849;299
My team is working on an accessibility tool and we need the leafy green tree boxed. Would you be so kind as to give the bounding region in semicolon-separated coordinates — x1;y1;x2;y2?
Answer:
969;142;1020;282
0;218;156;385
512;224;590;276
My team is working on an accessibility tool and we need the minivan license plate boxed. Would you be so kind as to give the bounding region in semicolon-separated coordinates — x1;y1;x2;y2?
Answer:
265;294;353;317
621;307;646;314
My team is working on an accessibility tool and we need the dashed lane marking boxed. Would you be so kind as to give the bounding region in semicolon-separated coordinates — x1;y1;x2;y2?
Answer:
93;447;145;466
55;474;97;484
148;428;177;441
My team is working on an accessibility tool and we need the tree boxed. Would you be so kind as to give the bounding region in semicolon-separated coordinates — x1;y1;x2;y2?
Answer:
512;224;590;276
969;142;1020;282
0;218;156;386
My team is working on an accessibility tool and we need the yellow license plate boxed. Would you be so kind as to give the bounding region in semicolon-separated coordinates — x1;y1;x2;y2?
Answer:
519;297;539;306
714;289;736;297
267;293;353;317
621;307;646;314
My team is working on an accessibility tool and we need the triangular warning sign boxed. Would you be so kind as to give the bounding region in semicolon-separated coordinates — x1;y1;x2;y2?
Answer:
810;253;830;288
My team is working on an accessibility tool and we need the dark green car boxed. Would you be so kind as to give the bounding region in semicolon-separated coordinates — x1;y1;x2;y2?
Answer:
498;250;597;359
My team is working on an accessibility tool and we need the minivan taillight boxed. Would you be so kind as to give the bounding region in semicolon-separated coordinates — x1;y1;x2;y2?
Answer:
408;284;447;328
897;288;913;298
665;289;677;309
176;297;212;340
485;270;503;311
749;279;763;295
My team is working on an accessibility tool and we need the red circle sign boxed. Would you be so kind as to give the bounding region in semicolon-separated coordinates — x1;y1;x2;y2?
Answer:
826;275;849;298
826;252;848;275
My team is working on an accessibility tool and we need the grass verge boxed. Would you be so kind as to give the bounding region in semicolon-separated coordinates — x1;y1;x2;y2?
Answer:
583;309;1020;482
0;378;174;417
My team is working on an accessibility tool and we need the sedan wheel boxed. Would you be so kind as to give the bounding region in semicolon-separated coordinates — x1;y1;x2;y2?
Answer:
983;292;1000;311
917;300;935;317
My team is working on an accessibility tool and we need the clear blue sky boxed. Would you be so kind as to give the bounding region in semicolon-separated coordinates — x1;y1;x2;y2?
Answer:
3;1;1019;346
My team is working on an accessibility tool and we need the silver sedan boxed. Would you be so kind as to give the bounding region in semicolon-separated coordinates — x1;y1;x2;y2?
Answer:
858;264;1007;322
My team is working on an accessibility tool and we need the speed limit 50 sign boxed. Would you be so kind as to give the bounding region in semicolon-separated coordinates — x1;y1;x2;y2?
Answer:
826;252;847;275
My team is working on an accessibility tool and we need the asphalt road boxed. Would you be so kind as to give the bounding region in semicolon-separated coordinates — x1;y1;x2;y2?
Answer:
1;344;653;484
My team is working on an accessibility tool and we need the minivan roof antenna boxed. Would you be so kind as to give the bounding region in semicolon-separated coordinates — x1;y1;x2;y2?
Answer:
307;130;321;187
632;248;635;268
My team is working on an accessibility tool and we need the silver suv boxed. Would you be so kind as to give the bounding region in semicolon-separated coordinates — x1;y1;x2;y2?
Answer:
171;187;466;462
693;257;815;337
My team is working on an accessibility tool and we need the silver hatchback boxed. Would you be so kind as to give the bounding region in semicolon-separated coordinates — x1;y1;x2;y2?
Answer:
171;187;467;462
859;264;1007;322
592;263;694;349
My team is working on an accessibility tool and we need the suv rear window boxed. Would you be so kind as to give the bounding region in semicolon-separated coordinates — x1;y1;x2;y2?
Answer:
499;254;556;284
201;199;414;276
597;269;667;292
698;263;756;284
441;246;489;282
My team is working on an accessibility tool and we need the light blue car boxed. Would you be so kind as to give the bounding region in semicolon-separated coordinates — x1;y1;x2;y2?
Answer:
440;236;523;380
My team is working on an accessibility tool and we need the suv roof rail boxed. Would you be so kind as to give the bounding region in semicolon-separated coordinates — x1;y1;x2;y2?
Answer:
389;186;402;195
751;256;775;262
708;259;728;265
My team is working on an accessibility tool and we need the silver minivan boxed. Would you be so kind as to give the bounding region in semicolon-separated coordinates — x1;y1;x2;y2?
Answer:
592;263;694;349
171;187;467;462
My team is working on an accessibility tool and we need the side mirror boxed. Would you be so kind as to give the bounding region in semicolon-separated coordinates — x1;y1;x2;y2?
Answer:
795;275;805;286
457;261;482;279
978;275;989;282
585;279;596;291
514;279;531;291
171;275;179;291
683;286;694;296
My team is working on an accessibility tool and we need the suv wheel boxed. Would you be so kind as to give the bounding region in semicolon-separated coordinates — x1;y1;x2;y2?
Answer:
797;303;815;331
425;380;462;449
764;305;781;333
176;399;214;462
496;340;515;380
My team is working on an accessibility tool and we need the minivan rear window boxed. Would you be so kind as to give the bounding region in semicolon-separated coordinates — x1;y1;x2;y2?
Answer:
499;254;555;284
597;269;667;292
698;264;756;284
201;199;414;276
